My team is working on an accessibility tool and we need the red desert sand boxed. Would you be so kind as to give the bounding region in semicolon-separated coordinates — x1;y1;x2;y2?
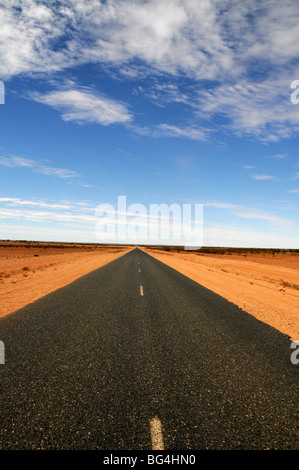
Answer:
143;247;299;341
0;242;132;318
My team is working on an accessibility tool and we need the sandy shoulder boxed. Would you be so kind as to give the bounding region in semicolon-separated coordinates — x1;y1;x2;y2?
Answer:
0;245;133;318
143;248;299;341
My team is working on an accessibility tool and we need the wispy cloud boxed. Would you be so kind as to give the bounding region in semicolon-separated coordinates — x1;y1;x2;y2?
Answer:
0;155;35;168
135;82;193;107
0;196;297;246
31;86;132;126
0;155;80;179
231;209;292;226
196;78;299;142
156;124;209;141
251;174;277;181
204;224;299;249
189;200;295;229
268;153;288;160
0;197;72;209
205;202;240;210
126;122;210;141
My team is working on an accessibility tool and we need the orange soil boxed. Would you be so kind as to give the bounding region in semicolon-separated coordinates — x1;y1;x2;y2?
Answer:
1;242;298;342
143;248;299;341
0;243;132;318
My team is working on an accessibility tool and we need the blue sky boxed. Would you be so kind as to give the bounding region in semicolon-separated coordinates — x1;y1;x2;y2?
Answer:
0;0;299;248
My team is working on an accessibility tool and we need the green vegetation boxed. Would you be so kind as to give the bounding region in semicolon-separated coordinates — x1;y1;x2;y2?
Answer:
281;280;299;290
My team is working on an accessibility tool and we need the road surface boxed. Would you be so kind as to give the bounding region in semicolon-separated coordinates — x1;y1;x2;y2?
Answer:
0;248;298;450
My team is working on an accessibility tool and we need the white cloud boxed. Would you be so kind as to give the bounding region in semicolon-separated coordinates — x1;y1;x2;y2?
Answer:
135;82;195;108
1;1;299;140
0;155;80;178
0;195;297;247
204;224;299;249
204;202;239;210
231;209;292;227
204;201;294;228
31;87;132;126
180;199;296;229
0;2;296;81
0;223;98;243
268;153;288;160
1;219;298;248
0;207;97;225
0;1;69;79
251;174;276;181
157;124;208;141
0;197;72;209
0;155;35;167
196;78;299;141
0;0;230;80
125;122;210;140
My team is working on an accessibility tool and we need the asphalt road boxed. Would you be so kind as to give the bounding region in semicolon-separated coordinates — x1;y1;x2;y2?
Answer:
0;247;298;450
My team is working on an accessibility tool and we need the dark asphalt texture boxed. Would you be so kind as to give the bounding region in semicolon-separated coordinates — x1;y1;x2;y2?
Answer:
0;247;298;450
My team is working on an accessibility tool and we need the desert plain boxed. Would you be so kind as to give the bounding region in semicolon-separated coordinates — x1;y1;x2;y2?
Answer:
0;241;131;320
143;247;299;341
0;241;298;342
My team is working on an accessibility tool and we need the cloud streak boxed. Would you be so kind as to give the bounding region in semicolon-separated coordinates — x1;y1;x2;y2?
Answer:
0;155;80;179
0;195;297;247
251;174;277;181
31;87;132;126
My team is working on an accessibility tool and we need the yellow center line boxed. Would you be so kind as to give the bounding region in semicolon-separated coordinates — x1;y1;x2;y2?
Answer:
150;416;165;450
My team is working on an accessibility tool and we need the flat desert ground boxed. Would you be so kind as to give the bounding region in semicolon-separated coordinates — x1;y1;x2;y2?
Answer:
143;248;299;341
0;242;298;342
0;242;132;319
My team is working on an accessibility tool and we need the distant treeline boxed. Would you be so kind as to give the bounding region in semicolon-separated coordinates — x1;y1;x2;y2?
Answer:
1;241;298;255
142;245;299;255
0;240;131;249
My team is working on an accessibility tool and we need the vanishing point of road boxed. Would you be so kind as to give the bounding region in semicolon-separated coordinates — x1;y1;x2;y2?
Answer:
0;248;298;450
